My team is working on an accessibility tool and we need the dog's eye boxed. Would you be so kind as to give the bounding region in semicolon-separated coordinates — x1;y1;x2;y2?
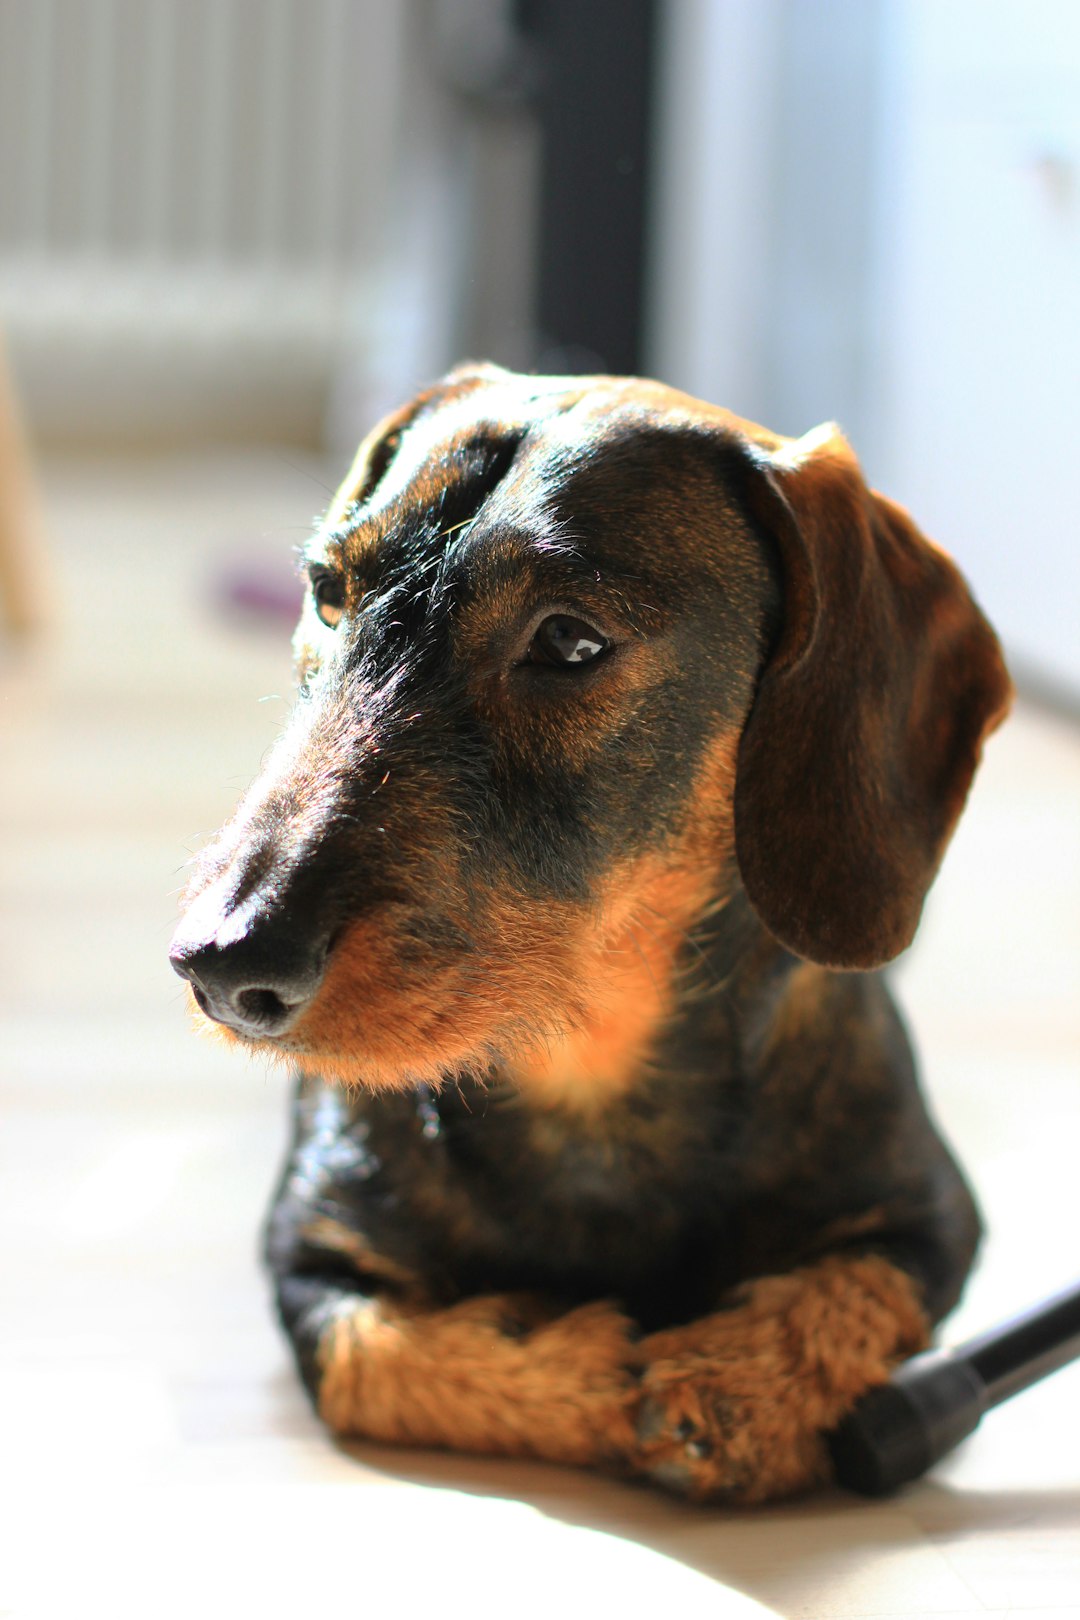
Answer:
527;615;610;669
310;570;345;629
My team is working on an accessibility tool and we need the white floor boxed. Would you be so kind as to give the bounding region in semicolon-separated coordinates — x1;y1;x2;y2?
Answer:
1;452;1078;1619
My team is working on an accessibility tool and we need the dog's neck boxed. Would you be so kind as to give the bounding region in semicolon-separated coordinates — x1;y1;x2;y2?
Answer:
502;876;790;1116
503;734;760;1113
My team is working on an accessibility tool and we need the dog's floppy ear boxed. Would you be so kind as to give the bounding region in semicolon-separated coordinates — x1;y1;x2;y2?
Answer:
732;424;1012;971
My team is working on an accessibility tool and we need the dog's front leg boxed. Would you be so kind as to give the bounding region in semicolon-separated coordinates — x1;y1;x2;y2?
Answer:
292;1283;642;1471
632;1253;928;1502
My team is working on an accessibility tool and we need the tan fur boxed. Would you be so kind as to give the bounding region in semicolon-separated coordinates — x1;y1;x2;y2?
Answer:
300;1218;422;1291
634;1254;929;1502
509;733;741;1108
317;1293;640;1469
277;729;742;1103
506;859;713;1108
314;1254;926;1498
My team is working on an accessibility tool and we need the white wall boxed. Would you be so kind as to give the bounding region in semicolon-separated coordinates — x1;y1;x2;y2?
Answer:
646;0;783;422
872;0;1080;696
649;0;1080;699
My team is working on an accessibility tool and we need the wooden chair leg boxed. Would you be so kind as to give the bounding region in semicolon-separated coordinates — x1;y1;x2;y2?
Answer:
0;334;47;637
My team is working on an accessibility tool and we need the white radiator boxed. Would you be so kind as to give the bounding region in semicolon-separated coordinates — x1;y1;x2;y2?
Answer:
0;0;408;443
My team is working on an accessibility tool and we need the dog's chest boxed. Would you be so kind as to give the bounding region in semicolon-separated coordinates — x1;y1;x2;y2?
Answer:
320;1076;748;1319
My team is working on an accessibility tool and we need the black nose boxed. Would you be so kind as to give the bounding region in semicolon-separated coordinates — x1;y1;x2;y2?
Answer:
169;912;329;1039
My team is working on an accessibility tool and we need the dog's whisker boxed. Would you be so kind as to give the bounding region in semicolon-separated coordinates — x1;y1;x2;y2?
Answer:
632;898;725;995
272;450;337;498
622;929;664;1005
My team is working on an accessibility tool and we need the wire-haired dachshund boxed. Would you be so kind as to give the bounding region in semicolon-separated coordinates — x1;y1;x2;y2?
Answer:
169;364;1011;1502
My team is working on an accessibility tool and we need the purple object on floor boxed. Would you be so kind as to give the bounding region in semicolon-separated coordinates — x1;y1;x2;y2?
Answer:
213;556;304;627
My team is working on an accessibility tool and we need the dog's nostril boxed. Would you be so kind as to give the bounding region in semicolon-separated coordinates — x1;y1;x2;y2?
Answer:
234;986;293;1028
169;916;331;1038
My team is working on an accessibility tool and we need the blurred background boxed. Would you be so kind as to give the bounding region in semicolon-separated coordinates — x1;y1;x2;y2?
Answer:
1;3;1078;1612
0;0;1078;689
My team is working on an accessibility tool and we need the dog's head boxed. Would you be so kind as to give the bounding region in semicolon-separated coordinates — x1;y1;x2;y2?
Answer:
169;364;1011;1094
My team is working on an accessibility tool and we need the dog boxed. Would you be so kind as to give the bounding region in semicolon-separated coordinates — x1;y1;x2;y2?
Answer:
169;363;1011;1502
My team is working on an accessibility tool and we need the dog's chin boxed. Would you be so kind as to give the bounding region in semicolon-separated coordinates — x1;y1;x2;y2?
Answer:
186;993;494;1093
262;1041;477;1094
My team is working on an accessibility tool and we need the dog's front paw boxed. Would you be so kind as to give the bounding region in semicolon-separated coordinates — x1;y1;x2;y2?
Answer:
317;1290;643;1471
628;1255;929;1503
633;1369;826;1502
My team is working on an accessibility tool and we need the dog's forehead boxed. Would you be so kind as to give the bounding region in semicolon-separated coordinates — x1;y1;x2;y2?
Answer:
325;371;753;527
324;377;566;534
312;372;795;607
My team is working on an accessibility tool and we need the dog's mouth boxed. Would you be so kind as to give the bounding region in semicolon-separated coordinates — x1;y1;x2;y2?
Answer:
183;863;715;1103
172;802;729;1100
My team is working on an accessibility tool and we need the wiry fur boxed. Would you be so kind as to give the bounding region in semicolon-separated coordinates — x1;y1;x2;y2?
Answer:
170;364;1011;1501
